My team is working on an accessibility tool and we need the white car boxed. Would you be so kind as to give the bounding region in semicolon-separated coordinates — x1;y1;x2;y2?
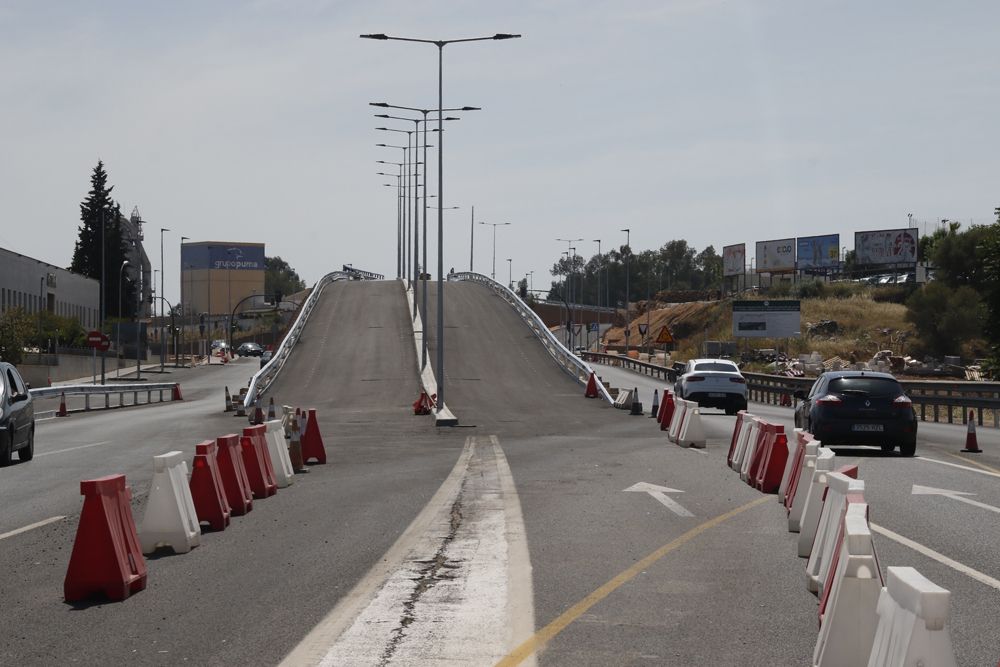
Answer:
674;358;748;415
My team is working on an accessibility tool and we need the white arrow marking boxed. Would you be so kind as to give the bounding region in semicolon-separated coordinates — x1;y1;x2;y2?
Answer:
624;482;694;517
911;484;1000;515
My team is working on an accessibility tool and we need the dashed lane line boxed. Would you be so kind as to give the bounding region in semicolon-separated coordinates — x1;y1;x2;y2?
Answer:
0;516;66;541
870;523;1000;592
36;441;112;457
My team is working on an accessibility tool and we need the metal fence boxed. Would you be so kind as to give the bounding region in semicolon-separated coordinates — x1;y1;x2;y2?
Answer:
30;382;181;413
450;272;614;404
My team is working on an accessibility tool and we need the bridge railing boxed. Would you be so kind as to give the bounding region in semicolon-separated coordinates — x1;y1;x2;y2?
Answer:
30;381;181;414
584;353;1000;427
449;272;614;404
342;265;385;280
243;270;355;407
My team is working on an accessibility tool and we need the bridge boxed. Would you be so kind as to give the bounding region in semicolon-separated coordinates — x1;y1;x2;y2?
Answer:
1;276;998;666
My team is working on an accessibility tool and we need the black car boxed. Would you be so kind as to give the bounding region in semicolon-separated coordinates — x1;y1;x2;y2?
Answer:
794;371;917;456
1;362;35;465
237;342;263;357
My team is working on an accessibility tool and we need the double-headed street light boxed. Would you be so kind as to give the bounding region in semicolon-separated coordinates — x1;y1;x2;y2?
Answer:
480;221;511;281
361;31;521;421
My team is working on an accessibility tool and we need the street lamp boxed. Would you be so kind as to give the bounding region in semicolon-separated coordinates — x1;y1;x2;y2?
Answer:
117;260;130;376
593;239;604;338
479;222;511;281
361;31;521;420
621;228;630;355
377;159;406;278
376;135;413;279
181;236;190;363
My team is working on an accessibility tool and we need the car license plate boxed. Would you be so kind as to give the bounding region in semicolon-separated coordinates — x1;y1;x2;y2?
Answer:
852;424;884;432
708;393;726;398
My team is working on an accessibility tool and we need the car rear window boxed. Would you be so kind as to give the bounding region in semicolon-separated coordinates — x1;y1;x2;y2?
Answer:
828;377;902;397
694;362;738;372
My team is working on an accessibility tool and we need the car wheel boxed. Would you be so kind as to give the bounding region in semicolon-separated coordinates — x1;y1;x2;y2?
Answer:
725;406;736;416
0;434;11;467
880;443;896;454
899;440;916;457
18;428;34;462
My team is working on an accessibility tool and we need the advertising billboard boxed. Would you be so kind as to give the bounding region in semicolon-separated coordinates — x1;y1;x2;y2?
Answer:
854;228;919;267
755;238;795;274
732;300;801;338
796;234;840;270
722;243;745;277
182;243;266;271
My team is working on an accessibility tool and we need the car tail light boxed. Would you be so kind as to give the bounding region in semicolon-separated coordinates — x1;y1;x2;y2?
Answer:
816;394;842;406
729;377;746;384
893;395;912;405
687;376;705;382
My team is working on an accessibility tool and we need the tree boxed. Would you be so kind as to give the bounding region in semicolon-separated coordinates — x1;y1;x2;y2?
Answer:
0;308;32;364
905;282;983;358
264;256;307;303
931;223;992;291
980;210;1000;373
70;161;134;321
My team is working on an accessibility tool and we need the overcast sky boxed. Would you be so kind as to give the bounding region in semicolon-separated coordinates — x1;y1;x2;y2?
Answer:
2;0;998;304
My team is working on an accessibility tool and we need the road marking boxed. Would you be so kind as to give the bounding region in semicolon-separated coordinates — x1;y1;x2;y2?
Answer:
0;515;66;541
494;496;771;667
916;455;1000;480
870;523;1000;592
624;482;694;517
941;451;1000;475
36;441;112;457
911;484;1000;515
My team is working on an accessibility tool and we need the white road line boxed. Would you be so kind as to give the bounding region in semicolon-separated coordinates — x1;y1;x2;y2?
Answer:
916;455;1000;479
36;441;112;457
0;516;66;541
870;522;1000;592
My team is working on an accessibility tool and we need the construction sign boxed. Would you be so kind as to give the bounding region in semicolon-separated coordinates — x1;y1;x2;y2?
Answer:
655;327;674;345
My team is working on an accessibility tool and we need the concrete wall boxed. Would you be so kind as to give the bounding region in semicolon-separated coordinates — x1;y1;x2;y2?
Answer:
18;352;149;387
0;247;100;329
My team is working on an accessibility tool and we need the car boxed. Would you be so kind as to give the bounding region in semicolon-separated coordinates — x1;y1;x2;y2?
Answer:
210;339;229;352
673;358;748;415
260;350;273;368
237;342;263;357
1;362;35;465
793;370;917;456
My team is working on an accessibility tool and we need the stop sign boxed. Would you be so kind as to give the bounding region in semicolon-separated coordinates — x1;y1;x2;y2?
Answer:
86;330;111;352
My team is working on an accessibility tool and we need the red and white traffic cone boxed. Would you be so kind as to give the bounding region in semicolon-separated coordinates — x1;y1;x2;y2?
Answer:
56;392;68;417
962;409;982;453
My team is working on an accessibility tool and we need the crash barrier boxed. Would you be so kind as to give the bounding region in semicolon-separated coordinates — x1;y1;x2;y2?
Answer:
582;351;677;383
138;452;201;555
449;272;614;404
244;270;357;410
342;264;384;280
721;417;960;666
30;381;183;417
674;399;706;448
62;404;329;602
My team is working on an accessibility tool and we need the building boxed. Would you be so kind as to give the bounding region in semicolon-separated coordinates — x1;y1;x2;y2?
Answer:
0;247;100;329
122;207;153;318
180;241;266;333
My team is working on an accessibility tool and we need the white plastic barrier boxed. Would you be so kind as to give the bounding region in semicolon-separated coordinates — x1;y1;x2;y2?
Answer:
798;447;837;557
778;428;805;500
866;567;958;667
667;399;688;443
264;419;295;488
813;509;883;667
613;389;633;410
677;403;706;448
730;413;757;472
788;441;821;532
740;418;764;482
807;472;866;593
138;451;201;555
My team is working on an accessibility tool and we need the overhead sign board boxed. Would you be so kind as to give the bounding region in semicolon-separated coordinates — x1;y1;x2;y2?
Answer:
854;228;919;267
755;238;796;274
732;300;801;338
796;234;840;270
182;243;266;271
723;243;745;277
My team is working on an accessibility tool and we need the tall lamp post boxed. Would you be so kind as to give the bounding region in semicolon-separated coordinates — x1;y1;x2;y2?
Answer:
361;31;521;421
377;159;406;278
180;236;190;364
479;222;511;281
621;228;630;355
593;239;603;340
506;258;512;289
376;127;417;283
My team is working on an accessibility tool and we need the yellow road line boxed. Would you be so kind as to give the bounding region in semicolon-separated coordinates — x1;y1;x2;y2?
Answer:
942;451;1000;474
495;496;771;667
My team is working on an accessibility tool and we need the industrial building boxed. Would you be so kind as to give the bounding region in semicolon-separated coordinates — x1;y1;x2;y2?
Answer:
180;241;266;334
0;247;100;329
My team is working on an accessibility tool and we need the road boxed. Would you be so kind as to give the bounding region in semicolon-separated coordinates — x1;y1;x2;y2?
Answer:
0;278;996;666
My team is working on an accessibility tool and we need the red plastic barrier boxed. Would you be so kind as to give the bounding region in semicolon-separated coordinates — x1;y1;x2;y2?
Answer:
756;426;789;494
784;431;815;511
190;440;231;531
301;408;327;464
216;434;254;516
746;422;773;486
241;426;277;498
659;391;675;431
727;411;747;467
64;474;148;602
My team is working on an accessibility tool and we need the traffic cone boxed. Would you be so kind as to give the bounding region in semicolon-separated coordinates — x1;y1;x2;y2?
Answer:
288;408;306;473
962;410;982;453
57;392;68;417
585;372;599;398
629;387;643;416
267;397;276;421
171;384;183;401
235;395;246;418
251;398;264;426
649;389;659;418
224;387;233;413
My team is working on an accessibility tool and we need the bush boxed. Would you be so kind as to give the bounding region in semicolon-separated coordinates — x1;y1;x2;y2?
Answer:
905;283;983;358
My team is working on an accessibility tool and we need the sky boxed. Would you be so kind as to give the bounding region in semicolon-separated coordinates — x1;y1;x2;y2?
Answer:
2;0;998;305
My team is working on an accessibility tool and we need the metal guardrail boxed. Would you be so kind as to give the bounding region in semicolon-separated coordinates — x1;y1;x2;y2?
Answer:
584;353;1000;428
243;271;355;408
342;265;385;280
30;382;181;413
449;272;614;404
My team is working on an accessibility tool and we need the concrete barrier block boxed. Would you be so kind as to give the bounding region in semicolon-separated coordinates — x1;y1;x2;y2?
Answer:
677;404;706;448
138;451;201;555
788;441;820;532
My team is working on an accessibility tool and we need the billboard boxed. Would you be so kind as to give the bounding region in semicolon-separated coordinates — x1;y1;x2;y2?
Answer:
182;243;266;271
732;300;801;338
796;234;840;270
723;243;745;277
854;228;919;267
755;238;795;273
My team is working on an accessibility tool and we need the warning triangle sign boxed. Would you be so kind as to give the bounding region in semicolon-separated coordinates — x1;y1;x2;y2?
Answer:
655;327;674;344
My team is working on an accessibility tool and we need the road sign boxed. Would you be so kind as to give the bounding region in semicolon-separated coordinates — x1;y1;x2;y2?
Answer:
655;327;674;344
638;323;648;336
573;324;582;335
589;322;599;332
86;330;110;352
